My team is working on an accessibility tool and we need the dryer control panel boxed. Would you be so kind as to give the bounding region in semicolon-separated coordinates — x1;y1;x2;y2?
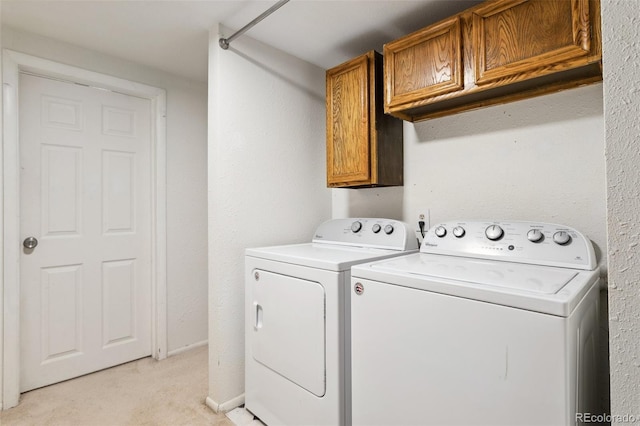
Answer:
422;220;596;270
313;218;418;251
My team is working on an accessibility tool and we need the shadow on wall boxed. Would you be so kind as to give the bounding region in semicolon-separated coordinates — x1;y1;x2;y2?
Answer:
333;0;482;61
333;29;397;64
332;186;404;220
590;239;606;278
387;0;483;34
226;46;324;103
411;84;604;143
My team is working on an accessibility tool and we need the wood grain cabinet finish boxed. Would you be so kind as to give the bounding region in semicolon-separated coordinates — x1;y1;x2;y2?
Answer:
326;51;403;188
384;0;602;121
385;16;463;110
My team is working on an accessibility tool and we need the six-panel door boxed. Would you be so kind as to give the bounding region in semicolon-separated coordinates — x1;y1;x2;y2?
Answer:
19;73;153;392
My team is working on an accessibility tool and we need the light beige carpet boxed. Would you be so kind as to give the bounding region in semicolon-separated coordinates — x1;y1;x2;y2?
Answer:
0;345;233;426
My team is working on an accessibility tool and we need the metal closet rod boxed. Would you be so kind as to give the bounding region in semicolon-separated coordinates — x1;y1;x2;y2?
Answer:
219;0;290;50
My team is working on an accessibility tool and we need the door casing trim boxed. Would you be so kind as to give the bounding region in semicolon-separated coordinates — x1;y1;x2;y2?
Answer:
1;49;168;409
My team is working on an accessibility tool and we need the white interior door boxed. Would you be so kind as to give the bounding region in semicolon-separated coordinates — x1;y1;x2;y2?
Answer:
19;72;152;392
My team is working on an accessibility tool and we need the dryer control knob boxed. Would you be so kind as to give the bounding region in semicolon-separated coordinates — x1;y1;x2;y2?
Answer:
351;221;363;233
485;225;504;241
384;224;394;235
453;226;465;238
372;224;381;233
553;231;572;245
527;229;544;243
434;226;447;238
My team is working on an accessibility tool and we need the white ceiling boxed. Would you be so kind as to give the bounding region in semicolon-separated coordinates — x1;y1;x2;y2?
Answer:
1;0;482;83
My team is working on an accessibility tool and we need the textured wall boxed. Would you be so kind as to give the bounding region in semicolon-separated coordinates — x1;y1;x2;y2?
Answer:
165;84;208;353
404;85;606;265
207;25;331;408
336;85;606;268
602;0;640;419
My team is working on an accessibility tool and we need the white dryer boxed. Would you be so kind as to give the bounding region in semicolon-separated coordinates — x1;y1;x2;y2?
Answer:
245;218;418;426
350;220;601;426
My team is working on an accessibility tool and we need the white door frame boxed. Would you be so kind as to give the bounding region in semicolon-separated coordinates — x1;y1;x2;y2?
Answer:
1;49;168;409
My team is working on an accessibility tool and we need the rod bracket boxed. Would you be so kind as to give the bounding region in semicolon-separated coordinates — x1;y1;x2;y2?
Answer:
217;0;290;50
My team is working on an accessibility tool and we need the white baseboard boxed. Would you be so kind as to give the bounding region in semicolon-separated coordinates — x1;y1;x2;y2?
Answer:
206;394;245;413
167;340;208;357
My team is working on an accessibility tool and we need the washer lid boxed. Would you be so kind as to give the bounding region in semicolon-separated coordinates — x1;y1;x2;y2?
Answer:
246;243;416;272
353;253;599;316
373;254;577;294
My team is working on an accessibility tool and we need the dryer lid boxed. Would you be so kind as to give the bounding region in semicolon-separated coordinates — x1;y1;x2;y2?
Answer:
246;243;415;271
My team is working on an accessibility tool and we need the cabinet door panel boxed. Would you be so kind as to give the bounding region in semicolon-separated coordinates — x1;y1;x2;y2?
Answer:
326;55;370;186
474;0;591;84
384;16;463;109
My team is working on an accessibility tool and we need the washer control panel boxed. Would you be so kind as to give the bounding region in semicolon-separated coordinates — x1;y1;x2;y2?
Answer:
313;218;418;251
422;220;596;270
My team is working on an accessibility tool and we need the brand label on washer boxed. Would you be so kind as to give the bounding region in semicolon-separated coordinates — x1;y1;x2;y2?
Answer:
354;282;364;295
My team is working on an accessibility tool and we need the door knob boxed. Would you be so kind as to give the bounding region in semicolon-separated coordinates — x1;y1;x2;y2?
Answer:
23;237;38;249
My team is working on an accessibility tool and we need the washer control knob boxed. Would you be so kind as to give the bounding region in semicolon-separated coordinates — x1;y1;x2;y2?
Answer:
434;226;447;238
384;224;394;235
372;224;381;233
527;229;544;243
553;231;572;245
351;221;363;233
452;226;465;238
485;225;504;241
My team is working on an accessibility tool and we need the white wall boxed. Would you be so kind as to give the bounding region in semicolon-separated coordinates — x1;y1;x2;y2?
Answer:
602;0;640;420
207;25;331;410
332;187;403;220
164;83;208;353
1;28;209;354
405;84;607;261
336;85;606;265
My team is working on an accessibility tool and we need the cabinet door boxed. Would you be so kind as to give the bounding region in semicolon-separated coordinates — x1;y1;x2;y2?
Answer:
326;54;371;186
384;16;463;111
473;0;591;85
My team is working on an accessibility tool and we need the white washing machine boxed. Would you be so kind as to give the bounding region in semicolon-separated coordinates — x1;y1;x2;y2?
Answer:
350;220;601;426
245;218;419;426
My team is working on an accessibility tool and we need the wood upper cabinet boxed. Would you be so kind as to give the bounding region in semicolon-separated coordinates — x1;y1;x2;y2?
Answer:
384;0;602;121
385;16;463;110
326;51;403;188
473;0;593;84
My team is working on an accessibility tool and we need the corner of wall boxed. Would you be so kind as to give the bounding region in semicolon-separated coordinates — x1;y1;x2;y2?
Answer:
206;22;221;407
0;0;4;410
205;394;245;414
602;0;640;417
206;22;330;407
